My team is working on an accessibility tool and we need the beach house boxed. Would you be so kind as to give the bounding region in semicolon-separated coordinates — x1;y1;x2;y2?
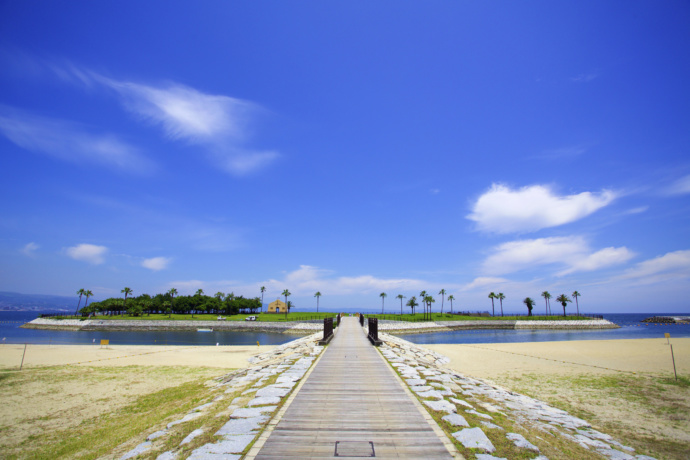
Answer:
267;299;287;313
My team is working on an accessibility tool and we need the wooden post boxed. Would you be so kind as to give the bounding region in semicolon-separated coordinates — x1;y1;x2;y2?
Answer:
20;343;27;370
670;344;678;381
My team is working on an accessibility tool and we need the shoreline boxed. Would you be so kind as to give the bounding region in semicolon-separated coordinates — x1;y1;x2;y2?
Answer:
22;317;619;334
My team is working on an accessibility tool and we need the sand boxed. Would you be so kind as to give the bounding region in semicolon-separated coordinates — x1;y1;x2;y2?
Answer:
425;337;690;379
0;343;276;369
1;338;688;458
0;343;275;452
426;338;690;458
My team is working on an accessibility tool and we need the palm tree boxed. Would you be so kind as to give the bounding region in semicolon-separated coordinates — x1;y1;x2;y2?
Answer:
438;289;446;314
496;292;505;317
447;295;455;314
75;288;86;316
424;295;435;320
282;289;291;320
406;296;418;315
195;289;204;296
214;291;224;301
121;287;132;315
84;290;94;309
314;291;322;313
260;286;266;313
396;294;405;315
541;291;551;316
572;291;581;316
168;288;178;316
556;294;571;317
488;292;496;316
379;292;387;314
523;297;535;316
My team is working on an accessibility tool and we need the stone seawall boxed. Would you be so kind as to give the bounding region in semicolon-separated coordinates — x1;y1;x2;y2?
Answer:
371;318;618;334
23;317;618;334
22;318;322;334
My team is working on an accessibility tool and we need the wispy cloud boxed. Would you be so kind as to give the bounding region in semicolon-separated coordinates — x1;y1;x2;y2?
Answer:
164;265;451;298
460;277;511;291
467;183;617;234
617;250;690;284
482;236;634;276
141;256;171;271
621;206;649;215
0;106;154;173
65;243;108;265
664;174;690;196
571;72;598;83
529;145;588;161
20;242;39;257
49;64;278;175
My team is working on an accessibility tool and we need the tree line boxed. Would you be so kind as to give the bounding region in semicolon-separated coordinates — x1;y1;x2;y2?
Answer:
377;289;582;317
76;287;264;317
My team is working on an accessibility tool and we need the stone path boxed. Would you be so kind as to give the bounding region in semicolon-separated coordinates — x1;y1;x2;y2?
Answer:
250;317;456;459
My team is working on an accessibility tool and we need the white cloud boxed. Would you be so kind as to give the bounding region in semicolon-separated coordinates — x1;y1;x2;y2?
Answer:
558;247;635;276
467;184;617;233
0;107;154;173
165;265;448;298
482;236;633;276
571;73;598;83
664;175;690;196
618;250;690;284
20;242;39;257
272;265;429;295
622;206;649;215
460;277;511;291
141;257;171;271
65;243;108;265
82;71;278;175
104;80;254;142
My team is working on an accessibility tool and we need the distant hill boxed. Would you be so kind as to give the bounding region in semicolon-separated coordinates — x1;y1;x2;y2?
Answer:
0;291;77;312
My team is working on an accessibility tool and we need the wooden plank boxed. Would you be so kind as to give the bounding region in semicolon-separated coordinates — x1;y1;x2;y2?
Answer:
253;317;454;460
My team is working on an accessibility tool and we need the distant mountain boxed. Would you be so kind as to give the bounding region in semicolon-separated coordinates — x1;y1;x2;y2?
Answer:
0;291;76;312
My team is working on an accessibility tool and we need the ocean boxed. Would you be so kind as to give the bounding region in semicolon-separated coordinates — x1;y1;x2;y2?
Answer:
1;311;688;346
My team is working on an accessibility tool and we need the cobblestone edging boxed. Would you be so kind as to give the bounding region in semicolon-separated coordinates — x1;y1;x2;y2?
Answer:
116;332;325;460
379;333;654;460
21;318;322;334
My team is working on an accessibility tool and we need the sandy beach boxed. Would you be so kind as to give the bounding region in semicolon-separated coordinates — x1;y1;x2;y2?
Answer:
0;343;276;369
425;337;690;379
1;338;688;458
427;337;690;459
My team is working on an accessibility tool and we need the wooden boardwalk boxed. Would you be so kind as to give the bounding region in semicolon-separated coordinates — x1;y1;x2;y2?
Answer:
251;317;454;459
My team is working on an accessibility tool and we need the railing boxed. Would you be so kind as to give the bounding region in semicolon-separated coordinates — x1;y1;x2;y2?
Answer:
367;318;382;346
319;317;334;345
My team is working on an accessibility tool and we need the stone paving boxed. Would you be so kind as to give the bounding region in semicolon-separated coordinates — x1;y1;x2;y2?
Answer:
117;332;324;460
379;332;655;460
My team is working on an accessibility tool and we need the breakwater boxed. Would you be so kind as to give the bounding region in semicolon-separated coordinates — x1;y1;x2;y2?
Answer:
23;317;618;335
21;318;322;334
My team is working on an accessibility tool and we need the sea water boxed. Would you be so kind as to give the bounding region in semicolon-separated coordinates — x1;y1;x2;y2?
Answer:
1;311;688;346
0;311;295;346
397;313;690;344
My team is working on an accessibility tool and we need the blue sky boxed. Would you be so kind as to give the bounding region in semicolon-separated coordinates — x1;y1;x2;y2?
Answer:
1;1;689;313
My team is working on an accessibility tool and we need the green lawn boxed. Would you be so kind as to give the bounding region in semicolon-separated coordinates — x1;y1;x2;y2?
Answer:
57;312;594;322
